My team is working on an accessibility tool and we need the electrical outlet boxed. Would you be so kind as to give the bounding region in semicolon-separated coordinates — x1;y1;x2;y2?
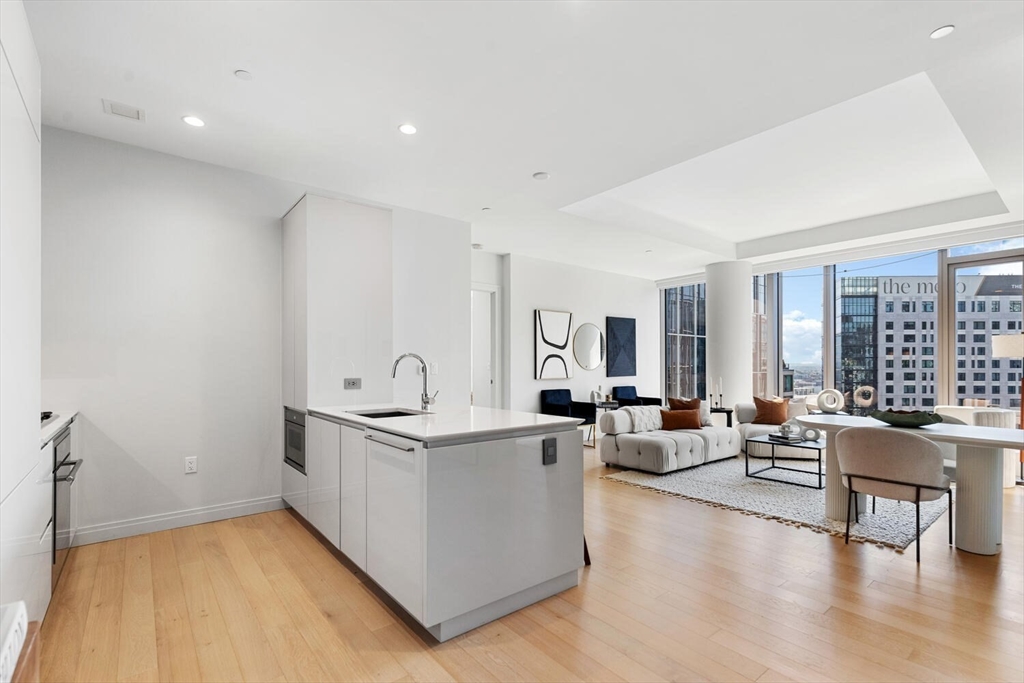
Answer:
344;377;361;390
430;362;439;376
185;456;198;474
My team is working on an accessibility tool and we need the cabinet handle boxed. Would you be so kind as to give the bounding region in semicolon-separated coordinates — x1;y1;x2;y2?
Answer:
364;434;414;452
55;459;83;484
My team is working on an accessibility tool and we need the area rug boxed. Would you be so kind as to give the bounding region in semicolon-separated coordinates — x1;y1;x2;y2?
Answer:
602;457;950;551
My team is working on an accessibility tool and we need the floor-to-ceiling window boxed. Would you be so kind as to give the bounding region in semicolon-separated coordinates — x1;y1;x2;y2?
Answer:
664;284;706;400
780;267;824;397
662;237;1022;413
834;251;939;415
752;275;770;398
949;239;1024;410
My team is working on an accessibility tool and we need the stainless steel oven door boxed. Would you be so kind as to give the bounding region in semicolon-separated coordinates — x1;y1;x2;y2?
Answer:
52;458;82;589
284;410;305;474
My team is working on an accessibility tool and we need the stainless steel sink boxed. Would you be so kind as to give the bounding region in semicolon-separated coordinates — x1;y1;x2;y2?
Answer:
348;408;429;419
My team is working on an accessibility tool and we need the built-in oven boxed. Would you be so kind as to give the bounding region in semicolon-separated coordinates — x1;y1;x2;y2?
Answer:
52;426;82;590
284;408;306;473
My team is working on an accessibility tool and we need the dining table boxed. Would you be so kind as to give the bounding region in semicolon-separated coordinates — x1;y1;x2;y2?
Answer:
797;413;1024;556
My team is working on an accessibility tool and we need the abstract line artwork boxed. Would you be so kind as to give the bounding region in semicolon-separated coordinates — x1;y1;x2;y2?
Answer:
535;310;573;379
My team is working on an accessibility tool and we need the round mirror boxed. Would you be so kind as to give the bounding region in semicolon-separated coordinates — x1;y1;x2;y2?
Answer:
573;323;605;371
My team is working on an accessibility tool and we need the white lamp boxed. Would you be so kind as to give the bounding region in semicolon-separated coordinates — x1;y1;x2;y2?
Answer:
992;333;1023;484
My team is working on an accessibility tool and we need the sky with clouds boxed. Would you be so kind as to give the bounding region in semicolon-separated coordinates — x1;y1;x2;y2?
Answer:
778;237;1023;365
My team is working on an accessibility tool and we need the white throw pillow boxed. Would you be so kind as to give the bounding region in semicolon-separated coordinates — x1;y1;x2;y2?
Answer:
676;398;714;427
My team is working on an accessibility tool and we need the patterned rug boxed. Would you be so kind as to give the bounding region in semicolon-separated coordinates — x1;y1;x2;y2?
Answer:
603;457;950;551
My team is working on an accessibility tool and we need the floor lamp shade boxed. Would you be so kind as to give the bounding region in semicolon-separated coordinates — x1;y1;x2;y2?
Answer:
991;333;1024;471
992;333;1024;359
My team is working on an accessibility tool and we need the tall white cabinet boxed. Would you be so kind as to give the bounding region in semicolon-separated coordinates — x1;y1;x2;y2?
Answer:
0;0;49;623
281;194;394;411
281;195;392;564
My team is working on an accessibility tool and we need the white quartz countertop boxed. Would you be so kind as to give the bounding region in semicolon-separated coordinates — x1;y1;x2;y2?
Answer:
41;410;77;447
307;404;580;445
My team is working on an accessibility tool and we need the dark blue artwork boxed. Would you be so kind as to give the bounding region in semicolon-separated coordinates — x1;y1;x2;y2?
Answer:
606;316;636;377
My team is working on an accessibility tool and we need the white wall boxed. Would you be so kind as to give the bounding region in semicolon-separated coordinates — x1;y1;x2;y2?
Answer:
41;128;298;541
507;255;660;413
305;195;394;407
471;251;503;287
392;209;471;408
42;129;475;541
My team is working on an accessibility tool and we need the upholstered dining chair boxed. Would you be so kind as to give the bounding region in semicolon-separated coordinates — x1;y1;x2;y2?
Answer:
835;427;952;563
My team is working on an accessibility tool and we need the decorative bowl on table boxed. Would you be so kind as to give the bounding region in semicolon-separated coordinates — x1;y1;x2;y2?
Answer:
869;409;944;428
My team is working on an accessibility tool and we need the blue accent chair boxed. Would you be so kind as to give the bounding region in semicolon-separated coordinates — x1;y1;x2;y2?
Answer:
540;390;597;441
611;386;661;407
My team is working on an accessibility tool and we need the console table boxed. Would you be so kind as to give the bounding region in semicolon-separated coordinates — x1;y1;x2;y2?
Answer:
798;414;1024;556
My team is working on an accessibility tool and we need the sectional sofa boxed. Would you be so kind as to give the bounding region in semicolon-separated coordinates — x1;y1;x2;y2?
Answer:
598;405;741;474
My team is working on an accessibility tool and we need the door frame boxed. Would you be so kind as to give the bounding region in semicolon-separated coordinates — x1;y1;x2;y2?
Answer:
471;282;504;409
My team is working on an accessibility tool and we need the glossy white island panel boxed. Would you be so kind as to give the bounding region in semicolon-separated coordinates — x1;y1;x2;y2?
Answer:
305;404;584;641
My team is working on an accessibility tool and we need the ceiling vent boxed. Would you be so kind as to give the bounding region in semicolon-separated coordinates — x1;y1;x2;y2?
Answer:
101;99;145;122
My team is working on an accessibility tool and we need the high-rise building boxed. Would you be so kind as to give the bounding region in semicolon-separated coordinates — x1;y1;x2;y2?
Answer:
836;274;1023;414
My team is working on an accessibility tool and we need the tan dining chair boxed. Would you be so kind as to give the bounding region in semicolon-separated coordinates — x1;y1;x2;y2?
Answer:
835;427;952;563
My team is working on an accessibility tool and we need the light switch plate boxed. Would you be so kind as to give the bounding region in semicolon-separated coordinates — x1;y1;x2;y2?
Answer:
542;438;557;465
344;378;361;390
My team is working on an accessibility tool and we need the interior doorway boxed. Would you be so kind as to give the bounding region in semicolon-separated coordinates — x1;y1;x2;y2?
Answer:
471;286;501;408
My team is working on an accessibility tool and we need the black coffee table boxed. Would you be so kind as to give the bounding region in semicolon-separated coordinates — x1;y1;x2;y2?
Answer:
745;434;826;489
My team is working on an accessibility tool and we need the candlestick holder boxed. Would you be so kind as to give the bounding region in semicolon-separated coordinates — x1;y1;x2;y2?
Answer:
718;393;723;409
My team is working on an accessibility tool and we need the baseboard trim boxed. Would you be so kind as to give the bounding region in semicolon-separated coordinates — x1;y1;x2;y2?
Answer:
72;495;286;546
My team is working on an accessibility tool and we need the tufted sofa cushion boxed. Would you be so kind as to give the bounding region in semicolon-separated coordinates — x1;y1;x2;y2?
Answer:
599;407;741;474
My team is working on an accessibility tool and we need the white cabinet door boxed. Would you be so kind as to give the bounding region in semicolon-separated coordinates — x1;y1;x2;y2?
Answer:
366;430;423;621
0;38;41;505
305;415;322;523
282;205;296;409
309;417;340;547
422;430;584;628
281;459;307;520
339;425;366;570
0;443;53;622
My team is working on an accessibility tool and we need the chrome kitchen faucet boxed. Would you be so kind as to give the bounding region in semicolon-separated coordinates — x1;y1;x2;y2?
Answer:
391;353;438;411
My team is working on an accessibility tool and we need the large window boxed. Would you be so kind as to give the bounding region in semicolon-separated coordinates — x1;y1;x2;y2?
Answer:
662;237;1022;412
664;284;706;400
834;251;937;415
780;267;824;397
952;256;1023;409
752;275;770;398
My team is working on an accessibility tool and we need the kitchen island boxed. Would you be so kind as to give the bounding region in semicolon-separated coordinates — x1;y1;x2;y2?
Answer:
284;404;584;642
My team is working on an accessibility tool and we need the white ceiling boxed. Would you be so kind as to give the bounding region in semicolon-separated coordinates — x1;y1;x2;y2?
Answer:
565;73;998;240
24;1;1024;280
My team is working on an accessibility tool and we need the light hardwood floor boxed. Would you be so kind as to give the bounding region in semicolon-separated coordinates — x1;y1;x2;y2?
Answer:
41;448;1024;683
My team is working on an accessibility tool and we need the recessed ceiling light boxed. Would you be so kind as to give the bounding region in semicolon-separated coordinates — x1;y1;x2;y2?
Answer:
481;207;491;211
234;69;253;81
645;249;653;254
930;25;955;39
532;171;550;181
398;123;417;135
182;115;205;127
472;243;484;250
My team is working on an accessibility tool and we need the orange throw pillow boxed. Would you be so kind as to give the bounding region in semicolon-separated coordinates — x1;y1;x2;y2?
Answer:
752;397;789;425
668;397;700;412
661;409;702;430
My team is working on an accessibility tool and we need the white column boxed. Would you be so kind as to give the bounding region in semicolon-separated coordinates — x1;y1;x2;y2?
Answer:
705;261;753;409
